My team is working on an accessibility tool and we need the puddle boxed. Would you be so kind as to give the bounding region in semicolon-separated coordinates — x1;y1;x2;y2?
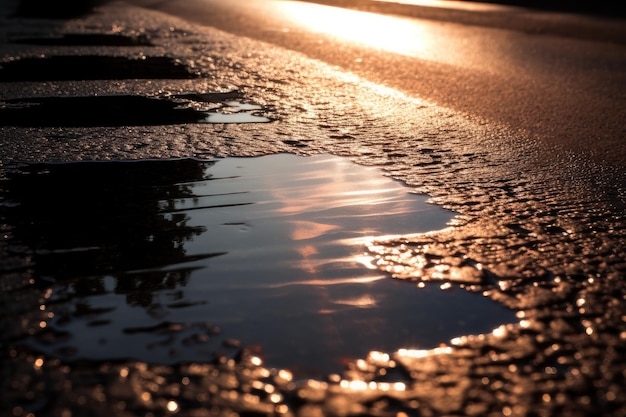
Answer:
0;94;271;127
204;112;271;123
10;33;154;46
204;101;271;123
2;154;516;377
0;55;198;81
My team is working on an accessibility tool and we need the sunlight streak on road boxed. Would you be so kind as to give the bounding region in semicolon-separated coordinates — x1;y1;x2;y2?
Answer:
275;1;450;60
374;0;511;12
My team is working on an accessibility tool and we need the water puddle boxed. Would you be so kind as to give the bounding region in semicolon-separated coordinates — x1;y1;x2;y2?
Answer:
2;154;516;377
0;93;271;127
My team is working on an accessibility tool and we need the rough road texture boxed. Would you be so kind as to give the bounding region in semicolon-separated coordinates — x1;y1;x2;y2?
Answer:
1;2;624;417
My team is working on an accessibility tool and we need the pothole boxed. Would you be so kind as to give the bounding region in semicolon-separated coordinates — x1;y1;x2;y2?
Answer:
2;154;516;377
0;93;271;126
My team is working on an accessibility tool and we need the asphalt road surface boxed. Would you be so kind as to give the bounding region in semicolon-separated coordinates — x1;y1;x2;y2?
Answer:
1;1;625;416
127;0;626;171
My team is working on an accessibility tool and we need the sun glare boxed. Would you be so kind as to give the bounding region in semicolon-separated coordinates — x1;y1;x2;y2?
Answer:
276;1;437;58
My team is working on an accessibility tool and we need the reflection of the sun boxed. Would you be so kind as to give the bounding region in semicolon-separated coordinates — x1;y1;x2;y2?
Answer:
266;274;387;288
230;153;454;321
333;294;377;307
276;1;436;58
288;220;339;241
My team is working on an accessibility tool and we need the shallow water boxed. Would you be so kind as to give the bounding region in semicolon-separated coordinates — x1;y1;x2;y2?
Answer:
0;94;270;127
3;154;516;377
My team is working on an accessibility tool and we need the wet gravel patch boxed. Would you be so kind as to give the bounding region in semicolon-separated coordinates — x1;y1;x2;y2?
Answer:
1;3;625;417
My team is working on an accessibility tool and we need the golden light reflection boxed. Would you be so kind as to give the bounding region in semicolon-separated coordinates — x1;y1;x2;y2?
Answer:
166;401;179;412
253;154;434;282
241;153;453;302
397;346;452;358
352;253;378;270
340;379;368;390
277;369;293;382
305;379;328;390
289;220;339;241
290;220;339;273
296;244;320;273
243;393;261;405
492;325;507;337
368;351;390;363
450;336;465;346
332;295;377;307
276;1;438;58
266;274;387;288
338;379;406;392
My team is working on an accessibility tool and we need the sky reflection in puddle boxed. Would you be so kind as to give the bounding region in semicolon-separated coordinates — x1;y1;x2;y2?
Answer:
204;101;271;123
4;154;516;377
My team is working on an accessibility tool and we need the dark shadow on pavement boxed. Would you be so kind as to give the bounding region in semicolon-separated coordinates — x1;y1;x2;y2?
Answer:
462;0;625;17
13;0;111;19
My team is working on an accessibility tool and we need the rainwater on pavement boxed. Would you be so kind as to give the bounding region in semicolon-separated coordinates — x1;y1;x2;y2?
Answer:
2;154;515;379
0;1;624;417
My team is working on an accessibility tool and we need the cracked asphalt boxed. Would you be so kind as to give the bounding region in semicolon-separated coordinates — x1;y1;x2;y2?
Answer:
1;1;625;416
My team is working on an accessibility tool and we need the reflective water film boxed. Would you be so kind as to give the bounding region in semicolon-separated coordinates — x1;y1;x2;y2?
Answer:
3;154;515;377
0;94;270;127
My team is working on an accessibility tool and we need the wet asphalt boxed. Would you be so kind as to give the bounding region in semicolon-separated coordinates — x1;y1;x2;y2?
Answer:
1;1;625;417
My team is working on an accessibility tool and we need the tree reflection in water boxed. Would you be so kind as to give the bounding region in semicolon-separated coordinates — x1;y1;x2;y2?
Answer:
3;158;222;303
